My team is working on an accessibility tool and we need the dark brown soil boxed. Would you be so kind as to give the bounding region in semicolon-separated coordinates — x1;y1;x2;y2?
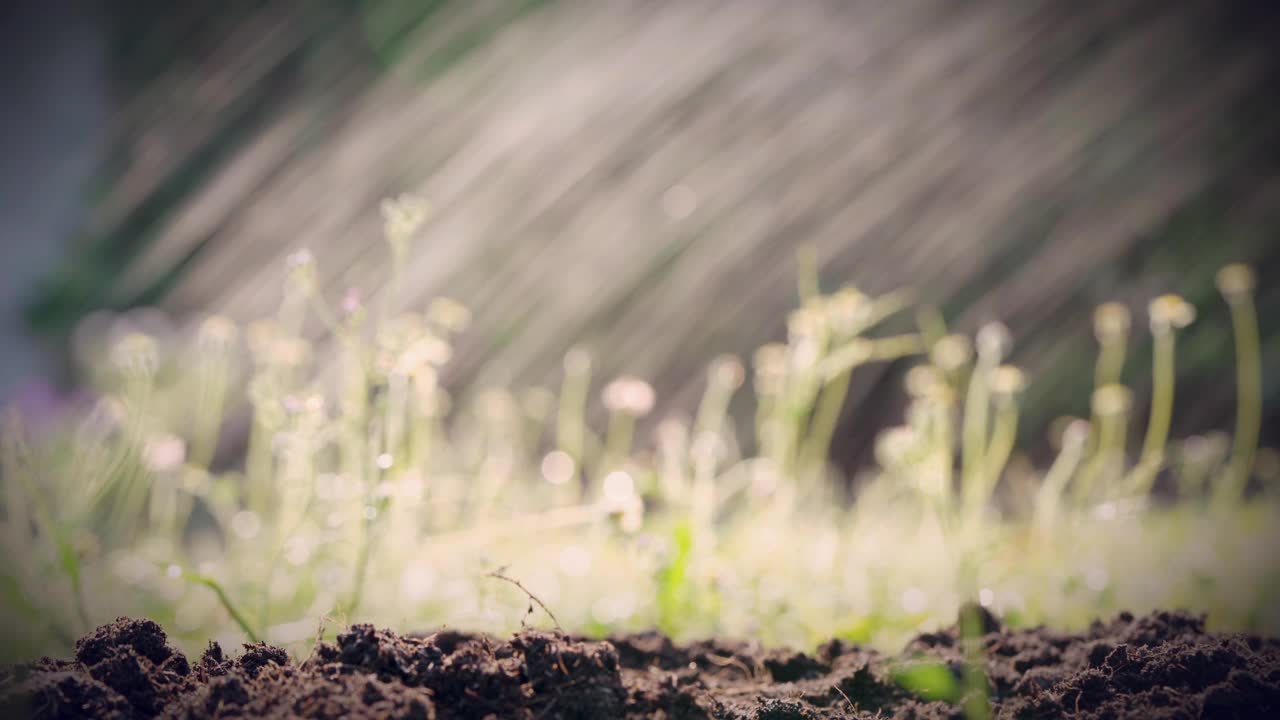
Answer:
2;610;1277;719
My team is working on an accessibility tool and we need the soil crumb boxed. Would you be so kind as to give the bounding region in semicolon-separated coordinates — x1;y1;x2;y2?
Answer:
2;610;1277;718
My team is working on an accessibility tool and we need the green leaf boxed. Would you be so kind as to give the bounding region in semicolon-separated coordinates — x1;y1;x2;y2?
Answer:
656;520;694;634
892;661;961;703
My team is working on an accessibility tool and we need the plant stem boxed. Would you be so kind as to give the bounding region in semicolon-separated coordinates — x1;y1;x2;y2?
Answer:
1217;292;1262;508
1126;330;1175;498
800;367;854;476
973;398;1018;525
961;361;992;520
1094;337;1126;390
557;351;592;498
1033;423;1088;533
189;572;261;643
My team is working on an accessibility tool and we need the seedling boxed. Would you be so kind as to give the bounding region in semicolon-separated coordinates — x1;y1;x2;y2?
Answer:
0;199;1272;668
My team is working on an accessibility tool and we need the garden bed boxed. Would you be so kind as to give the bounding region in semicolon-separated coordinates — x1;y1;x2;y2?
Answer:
3;609;1277;719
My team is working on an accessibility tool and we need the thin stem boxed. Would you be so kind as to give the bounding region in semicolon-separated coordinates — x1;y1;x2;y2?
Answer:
800;367;854;475
1075;399;1128;507
1033;423;1089;533
959;602;992;720
487;569;564;633
916;305;948;351
556;352;592;497
188;572;261;643
1139;331;1174;463
5;416;93;633
1094;338;1126;390
972;399;1018;525
1218;294;1262;508
804;334;923;473
961;361;992;519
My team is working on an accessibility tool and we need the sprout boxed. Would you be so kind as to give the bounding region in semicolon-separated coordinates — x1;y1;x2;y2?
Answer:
341;288;365;321
427;297;471;334
110;333;160;377
1214;263;1262;509
819;338;873;380
284;249;317;297
826;286;869;335
1216;263;1255;303
1048;416;1089;451
381;194;430;261
975;322;1012;363
875;425;917;468
787;306;824;342
602;376;656;417
1093;302;1131;388
82;396;127;437
753;343;789;394
398;336;452;373
790;336;821;370
1135;295;1193;486
753;343;788;376
1092;302;1131;344
1148;294;1195;334
990;365;1027;397
710;355;746;391
197;315;238;349
1060;418;1091;449
1091;383;1133;417
930;334;972;372
904;365;944;399
690;431;726;466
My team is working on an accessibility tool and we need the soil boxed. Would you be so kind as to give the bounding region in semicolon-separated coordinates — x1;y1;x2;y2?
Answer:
2;609;1278;719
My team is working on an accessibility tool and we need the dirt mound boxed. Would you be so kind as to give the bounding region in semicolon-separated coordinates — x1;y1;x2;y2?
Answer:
2;611;1277;718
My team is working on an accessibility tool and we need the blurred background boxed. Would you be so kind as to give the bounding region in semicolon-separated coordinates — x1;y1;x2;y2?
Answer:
4;0;1279;473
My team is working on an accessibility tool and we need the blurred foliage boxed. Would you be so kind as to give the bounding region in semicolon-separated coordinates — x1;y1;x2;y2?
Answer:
2;232;1277;663
22;0;1280;472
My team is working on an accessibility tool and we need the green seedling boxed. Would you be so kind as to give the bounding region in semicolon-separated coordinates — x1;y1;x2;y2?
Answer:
1215;264;1261;510
1127;294;1196;496
0;200;1272;666
892;661;961;703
